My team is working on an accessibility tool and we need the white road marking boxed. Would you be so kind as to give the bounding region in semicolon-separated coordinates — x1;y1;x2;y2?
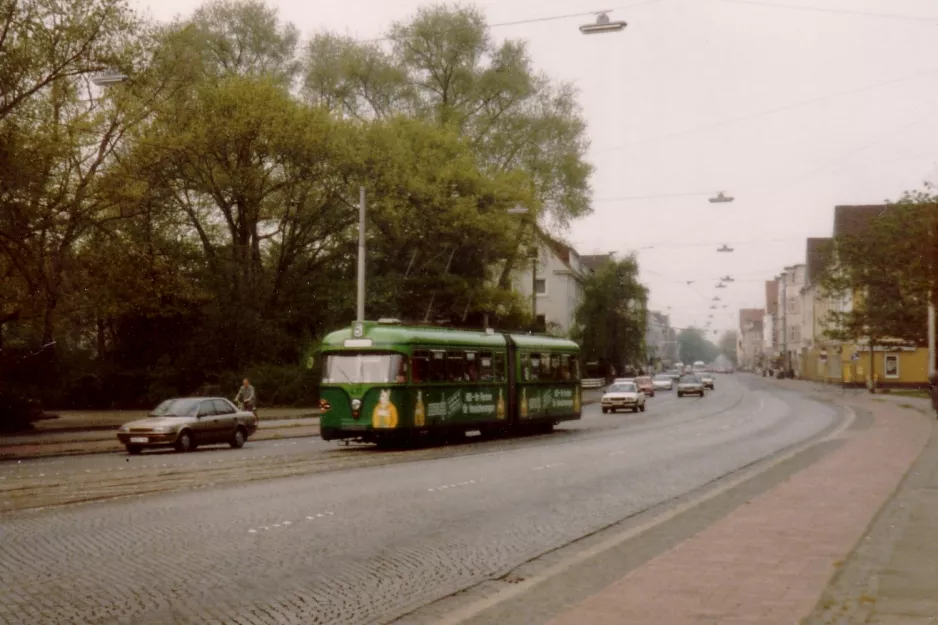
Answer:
607;451;626;457
249;511;334;533
532;463;565;471
428;479;482;492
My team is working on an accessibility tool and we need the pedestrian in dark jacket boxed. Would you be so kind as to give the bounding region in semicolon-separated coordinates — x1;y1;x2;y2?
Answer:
929;373;938;418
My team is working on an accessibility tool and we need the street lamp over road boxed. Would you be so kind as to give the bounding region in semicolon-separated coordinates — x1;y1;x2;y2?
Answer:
580;12;627;34
92;70;129;86
709;191;735;203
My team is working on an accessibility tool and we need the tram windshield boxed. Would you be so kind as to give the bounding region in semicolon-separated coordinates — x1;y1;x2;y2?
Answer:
323;352;407;384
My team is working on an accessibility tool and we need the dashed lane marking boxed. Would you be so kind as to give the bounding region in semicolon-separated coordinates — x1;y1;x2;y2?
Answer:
247;511;334;533
531;463;565;471
428;479;482;492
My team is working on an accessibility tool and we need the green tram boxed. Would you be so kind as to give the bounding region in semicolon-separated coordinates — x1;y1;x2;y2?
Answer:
318;320;582;445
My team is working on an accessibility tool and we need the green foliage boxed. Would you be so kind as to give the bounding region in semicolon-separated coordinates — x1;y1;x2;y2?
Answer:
302;4;593;225
0;0;598;411
678;328;720;364
820;193;936;345
718;331;739;365
572;256;648;372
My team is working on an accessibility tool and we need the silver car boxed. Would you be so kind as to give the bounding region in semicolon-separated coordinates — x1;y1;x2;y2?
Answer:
676;375;705;398
652;374;674;391
117;397;259;454
602;382;647;413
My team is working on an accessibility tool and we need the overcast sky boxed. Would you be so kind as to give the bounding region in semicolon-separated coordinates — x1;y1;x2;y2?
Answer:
131;0;938;336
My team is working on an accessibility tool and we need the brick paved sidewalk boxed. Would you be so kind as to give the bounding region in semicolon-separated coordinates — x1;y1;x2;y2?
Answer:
546;394;932;625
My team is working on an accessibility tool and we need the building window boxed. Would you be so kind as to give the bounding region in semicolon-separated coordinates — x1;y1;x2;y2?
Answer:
884;354;899;379
534;279;547;295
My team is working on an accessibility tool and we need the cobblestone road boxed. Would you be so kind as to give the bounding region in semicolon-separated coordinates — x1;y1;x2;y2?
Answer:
0;377;837;624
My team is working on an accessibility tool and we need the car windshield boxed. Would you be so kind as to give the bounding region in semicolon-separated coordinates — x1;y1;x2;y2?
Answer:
609;383;637;393
654;374;671;381
680;375;701;383
323;352;406;384
151;398;200;417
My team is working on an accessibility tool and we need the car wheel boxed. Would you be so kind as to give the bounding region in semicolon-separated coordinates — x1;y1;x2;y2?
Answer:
640;403;646;412
230;427;246;449
126;445;142;455
602;407;609;414
677;392;683;397
174;430;193;453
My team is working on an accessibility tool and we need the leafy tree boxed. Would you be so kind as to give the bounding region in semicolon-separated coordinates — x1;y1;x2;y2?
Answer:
678;328;719;364
820;198;931;348
572;256;648;373
302;3;594;290
718;330;739;366
189;0;300;83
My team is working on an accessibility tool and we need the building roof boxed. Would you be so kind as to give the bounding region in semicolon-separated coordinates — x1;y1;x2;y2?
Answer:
765;280;778;315
739;308;764;330
805;237;833;285
579;254;614;274
833;205;885;238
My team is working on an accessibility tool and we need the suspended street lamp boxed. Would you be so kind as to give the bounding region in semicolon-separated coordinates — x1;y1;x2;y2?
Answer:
709;191;735;203
92;70;129;86
580;12;627;34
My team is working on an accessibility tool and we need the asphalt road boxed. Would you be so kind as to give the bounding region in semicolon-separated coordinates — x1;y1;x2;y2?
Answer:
0;375;839;624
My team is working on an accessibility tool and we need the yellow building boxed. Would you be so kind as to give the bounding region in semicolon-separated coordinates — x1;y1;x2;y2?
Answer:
800;342;929;388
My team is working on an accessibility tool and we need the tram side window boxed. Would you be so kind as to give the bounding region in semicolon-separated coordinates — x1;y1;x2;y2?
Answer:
429;350;447;382
412;351;430;383
560;354;572;381
571;357;581;380
520;352;530;381
493;351;506;382
479;351;493;381
548;353;562;381
464;351;479;382
529;352;543;381
447;351;466;382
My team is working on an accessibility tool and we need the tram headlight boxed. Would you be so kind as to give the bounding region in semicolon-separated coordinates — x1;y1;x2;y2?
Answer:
351;399;361;411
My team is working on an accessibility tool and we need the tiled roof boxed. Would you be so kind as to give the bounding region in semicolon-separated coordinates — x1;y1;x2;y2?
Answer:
805;237;833;284
833;205;885;238
580;254;614;274
765;280;778;315
739;308;764;329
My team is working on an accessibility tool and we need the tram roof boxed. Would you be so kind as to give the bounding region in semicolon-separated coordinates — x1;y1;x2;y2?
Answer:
321;322;579;351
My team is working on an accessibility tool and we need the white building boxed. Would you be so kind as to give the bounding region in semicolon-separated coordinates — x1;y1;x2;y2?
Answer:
511;233;595;336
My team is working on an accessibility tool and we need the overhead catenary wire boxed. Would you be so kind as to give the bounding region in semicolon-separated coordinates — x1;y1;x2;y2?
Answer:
721;0;938;23
357;0;662;44
595;66;938;154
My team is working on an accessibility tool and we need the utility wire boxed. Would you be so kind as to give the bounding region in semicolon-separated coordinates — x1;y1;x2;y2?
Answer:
358;0;661;44
721;0;938;23
596;66;938;153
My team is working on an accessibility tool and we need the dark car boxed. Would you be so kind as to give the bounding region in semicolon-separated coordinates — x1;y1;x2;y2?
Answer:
117;397;259;454
677;375;705;398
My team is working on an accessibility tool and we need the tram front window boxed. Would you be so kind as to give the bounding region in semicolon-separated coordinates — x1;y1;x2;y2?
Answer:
323;353;407;384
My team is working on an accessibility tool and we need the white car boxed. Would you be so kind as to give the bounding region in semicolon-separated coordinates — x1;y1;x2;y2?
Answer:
601;382;646;413
613;377;635;385
652;374;673;391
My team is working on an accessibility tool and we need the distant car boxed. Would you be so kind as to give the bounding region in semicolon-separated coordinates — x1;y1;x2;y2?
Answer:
699;373;715;389
601;382;646;413
652;373;674;390
677;375;705;398
117;397;259;455
668;370;682;381
634;376;655;396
